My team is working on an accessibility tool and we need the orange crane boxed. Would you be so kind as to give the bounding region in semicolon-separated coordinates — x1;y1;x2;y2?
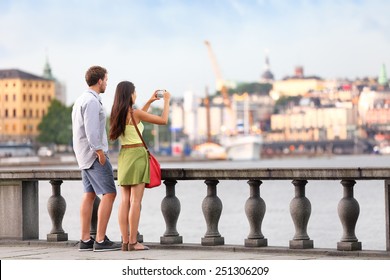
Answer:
204;40;231;109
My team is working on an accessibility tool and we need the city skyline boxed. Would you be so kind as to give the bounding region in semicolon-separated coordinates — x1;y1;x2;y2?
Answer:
1;0;389;112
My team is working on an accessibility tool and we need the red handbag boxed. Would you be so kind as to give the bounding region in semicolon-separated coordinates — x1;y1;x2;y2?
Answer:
146;153;161;188
131;110;161;188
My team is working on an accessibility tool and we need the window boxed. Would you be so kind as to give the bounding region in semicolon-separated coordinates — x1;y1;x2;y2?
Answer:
48;95;52;102
36;109;39;118
13;109;16;117
5;109;8;117
13;94;16;101
23;94;26;101
36;95;39;102
29;95;32;102
29;109;32;117
5;94;8;101
23;109;26;117
42;95;45;102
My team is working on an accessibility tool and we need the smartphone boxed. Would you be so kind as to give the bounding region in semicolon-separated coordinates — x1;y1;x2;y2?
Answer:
156;90;165;98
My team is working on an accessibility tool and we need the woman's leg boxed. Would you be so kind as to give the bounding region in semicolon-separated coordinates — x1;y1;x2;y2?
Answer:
129;183;146;249
118;186;131;244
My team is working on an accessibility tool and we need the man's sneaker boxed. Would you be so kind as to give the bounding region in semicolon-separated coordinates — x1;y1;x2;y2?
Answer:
93;236;121;252
79;237;95;251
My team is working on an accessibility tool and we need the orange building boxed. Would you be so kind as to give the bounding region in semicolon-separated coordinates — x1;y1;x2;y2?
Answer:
0;69;55;142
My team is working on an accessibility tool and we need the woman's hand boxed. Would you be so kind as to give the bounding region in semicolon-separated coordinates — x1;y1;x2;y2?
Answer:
149;90;160;103
163;91;171;101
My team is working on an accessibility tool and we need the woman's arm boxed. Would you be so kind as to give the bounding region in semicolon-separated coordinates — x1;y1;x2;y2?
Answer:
135;91;171;125
141;90;159;112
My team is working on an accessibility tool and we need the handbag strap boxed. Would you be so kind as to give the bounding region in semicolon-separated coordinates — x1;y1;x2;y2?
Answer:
130;109;150;155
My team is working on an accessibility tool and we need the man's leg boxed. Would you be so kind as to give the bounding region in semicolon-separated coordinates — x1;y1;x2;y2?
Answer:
95;192;116;242
80;192;96;241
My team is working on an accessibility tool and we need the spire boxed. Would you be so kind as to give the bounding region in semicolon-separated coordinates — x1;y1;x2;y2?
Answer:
260;48;274;82
378;63;388;87
43;52;54;80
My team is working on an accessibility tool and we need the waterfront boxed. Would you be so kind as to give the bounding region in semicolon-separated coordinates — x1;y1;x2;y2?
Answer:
29;154;390;250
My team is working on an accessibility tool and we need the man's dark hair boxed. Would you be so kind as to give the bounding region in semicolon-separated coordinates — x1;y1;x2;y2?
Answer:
85;66;107;86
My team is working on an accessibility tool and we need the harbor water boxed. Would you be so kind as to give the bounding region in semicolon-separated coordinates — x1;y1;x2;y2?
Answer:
37;154;390;250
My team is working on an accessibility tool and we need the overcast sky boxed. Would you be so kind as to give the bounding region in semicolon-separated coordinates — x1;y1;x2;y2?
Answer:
1;0;389;112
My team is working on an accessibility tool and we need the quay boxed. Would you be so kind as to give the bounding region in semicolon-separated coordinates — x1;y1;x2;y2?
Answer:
1;240;390;260
1;167;390;260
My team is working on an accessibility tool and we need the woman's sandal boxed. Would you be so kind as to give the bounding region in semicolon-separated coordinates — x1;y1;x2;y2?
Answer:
121;243;129;251
128;242;149;251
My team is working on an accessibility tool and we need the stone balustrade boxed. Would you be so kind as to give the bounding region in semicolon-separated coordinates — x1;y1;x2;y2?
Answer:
1;167;390;251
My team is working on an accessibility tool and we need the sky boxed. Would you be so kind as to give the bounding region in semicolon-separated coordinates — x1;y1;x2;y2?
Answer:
1;0;390;113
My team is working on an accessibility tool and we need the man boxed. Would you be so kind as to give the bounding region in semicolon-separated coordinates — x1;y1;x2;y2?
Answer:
72;65;120;252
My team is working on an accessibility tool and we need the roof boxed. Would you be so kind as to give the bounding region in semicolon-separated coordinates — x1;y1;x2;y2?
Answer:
0;69;49;81
261;70;274;80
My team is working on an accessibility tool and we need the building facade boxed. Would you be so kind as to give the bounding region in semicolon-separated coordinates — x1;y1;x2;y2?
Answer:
0;69;55;142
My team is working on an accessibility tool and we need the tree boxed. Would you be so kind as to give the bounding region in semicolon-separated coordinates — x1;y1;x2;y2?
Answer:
37;99;72;145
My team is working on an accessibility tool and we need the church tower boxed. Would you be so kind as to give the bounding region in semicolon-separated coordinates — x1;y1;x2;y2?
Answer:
378;63;388;88
260;49;274;83
42;56;67;104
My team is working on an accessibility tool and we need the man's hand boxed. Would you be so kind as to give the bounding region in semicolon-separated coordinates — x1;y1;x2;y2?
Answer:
96;150;106;165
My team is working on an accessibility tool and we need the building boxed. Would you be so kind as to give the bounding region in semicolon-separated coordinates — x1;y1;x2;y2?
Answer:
271;66;325;99
0;69;55;142
269;106;357;142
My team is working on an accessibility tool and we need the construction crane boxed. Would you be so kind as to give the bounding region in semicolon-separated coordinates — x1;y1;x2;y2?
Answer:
204;40;231;108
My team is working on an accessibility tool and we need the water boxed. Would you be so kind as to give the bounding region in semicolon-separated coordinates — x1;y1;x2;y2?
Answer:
38;154;390;250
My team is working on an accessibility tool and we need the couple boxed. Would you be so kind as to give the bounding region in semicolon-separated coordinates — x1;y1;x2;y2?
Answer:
72;65;170;252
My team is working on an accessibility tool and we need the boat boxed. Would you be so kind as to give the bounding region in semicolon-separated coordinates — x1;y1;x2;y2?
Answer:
191;142;227;160
222;135;263;160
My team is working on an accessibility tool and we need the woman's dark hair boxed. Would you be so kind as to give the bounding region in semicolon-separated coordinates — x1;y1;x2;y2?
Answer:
85;66;107;86
109;81;135;140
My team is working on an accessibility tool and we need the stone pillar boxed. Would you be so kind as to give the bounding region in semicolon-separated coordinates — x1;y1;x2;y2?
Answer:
201;179;224;246
289;179;313;249
161;179;183;244
385;180;390;251
90;196;100;239
0;180;39;240
337;180;361;251
245;180;267;247
47;180;68;241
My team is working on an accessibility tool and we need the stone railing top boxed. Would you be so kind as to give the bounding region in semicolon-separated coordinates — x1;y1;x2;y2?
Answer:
0;167;390;181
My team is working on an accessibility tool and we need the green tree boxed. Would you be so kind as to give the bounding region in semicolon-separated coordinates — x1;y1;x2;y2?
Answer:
37;99;72;145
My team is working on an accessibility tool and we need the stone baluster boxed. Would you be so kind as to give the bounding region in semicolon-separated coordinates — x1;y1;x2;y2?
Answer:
47;180;68;241
245;180;267;247
337;179;362;251
385;180;390;251
161;179;183;244
201;179;224;246
289;179;313;249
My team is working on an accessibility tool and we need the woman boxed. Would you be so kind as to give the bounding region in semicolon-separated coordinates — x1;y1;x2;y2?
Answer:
109;81;170;251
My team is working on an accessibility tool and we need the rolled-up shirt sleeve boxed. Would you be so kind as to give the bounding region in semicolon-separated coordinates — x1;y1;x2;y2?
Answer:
83;100;103;151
